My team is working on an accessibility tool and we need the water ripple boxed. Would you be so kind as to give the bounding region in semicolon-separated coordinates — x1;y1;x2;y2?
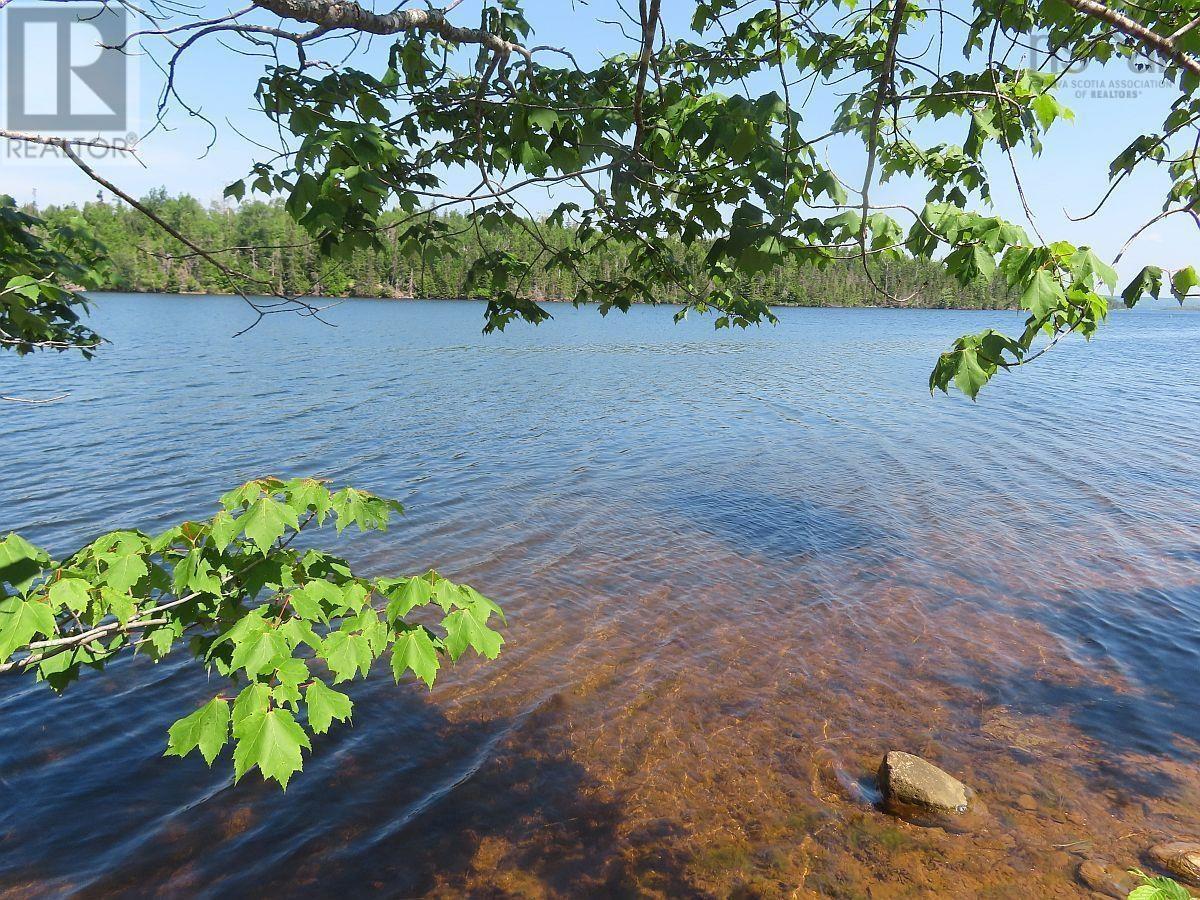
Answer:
1;296;1199;895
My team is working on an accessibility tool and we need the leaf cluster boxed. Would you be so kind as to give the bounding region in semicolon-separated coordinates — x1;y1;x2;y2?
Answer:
0;196;107;356
0;477;505;787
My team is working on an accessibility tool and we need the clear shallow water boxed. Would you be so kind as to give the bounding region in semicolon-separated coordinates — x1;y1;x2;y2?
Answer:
1;295;1199;897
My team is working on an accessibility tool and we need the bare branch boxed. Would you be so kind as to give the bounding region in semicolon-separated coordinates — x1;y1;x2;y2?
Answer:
0;130;137;153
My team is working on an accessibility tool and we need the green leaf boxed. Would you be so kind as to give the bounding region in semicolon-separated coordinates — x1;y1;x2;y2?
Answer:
211;610;265;655
48;578;90;614
337;582;370;615
220;481;264;511
432;577;463;613
286;479;332;521
173;548;221;596
145;622;181;659
1070;247;1118;292
0;597;56;661
0;534;49;593
36;644;84;692
103;552;148;593
232;707;311;788
1020;268;1064;319
1121;265;1163;307
304;680;353;734
209;510;240;551
101;586;136;624
1030;93;1066;130
460;585;506;625
230;628;291;679
1126;869;1194;900
971;245;996;281
1171;266;1199;301
383;576;432;621
288;581;337;621
528;107;559;131
352;607;388;655
321;629;372;682
391;626;440;688
280;617;320;653
330;487;391;533
441;608;504;661
953;347;991;400
150;525;184;553
165;697;231;765
233;681;272;721
272;657;310;704
239;498;299;553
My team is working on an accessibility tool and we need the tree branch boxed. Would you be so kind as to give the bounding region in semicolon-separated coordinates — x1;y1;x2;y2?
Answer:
0;130;136;153
632;0;662;152
1060;0;1200;78
858;0;912;304
249;0;531;58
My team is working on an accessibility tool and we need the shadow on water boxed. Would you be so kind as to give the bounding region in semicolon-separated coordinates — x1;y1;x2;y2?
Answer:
945;582;1200;800
0;675;694;898
1041;584;1200;756
664;488;893;561
975;668;1187;799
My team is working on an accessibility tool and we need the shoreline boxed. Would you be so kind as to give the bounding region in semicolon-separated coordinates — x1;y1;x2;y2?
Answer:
85;288;1022;313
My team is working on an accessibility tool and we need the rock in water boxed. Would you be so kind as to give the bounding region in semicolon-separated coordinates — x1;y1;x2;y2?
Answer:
876;751;972;813
1148;842;1200;886
1077;859;1136;898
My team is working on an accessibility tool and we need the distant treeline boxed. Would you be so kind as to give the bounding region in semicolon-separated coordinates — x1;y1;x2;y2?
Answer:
40;190;1014;309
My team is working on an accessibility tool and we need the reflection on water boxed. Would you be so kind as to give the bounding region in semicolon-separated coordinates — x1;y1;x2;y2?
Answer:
2;296;1199;897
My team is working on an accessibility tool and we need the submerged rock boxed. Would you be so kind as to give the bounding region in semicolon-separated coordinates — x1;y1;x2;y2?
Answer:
876;751;972;814
1077;859;1136;898
1148;842;1200;886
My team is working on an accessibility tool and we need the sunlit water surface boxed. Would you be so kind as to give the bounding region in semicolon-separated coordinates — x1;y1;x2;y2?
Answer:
2;296;1199;898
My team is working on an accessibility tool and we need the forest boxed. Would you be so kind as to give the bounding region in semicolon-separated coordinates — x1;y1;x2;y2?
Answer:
38;191;1014;309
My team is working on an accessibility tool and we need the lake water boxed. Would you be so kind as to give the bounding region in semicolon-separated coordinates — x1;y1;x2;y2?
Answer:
1;295;1199;897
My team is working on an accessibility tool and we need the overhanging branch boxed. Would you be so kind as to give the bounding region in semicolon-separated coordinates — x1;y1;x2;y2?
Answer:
249;0;531;58
1061;0;1200;79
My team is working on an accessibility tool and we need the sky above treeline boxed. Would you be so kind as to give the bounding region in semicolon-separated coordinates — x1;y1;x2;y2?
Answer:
5;0;1193;281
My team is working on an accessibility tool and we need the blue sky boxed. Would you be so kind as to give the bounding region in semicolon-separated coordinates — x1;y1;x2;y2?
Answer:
4;0;1193;281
